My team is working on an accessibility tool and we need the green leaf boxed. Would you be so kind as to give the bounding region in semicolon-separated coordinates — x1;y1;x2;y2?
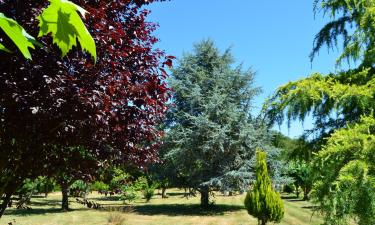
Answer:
37;0;97;62
0;42;11;53
0;13;38;59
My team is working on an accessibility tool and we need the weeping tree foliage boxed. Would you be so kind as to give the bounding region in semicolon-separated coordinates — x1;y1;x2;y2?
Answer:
311;116;375;225
265;1;375;224
164;40;287;207
244;150;284;225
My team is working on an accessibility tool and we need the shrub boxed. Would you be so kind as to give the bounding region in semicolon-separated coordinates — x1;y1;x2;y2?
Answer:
143;186;155;202
92;181;110;193
244;150;284;225
70;180;90;198
121;185;140;204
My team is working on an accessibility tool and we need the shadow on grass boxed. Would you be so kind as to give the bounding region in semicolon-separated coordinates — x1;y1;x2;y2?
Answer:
129;204;245;216
302;205;318;210
4;207;90;216
281;195;298;200
287;199;305;202
164;192;186;197
281;195;305;202
89;196;122;201
31;199;62;207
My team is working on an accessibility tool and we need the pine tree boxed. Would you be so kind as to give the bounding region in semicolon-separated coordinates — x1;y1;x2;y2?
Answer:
244;150;284;225
163;40;287;207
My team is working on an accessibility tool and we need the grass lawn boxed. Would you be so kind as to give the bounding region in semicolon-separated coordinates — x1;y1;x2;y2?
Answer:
2;189;323;225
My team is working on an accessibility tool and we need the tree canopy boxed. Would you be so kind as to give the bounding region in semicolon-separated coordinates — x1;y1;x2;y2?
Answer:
0;0;170;216
162;40;287;206
265;0;375;224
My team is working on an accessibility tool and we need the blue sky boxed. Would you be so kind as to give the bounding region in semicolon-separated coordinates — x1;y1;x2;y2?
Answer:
147;0;343;138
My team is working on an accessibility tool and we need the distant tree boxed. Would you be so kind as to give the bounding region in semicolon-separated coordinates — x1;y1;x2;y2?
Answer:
272;133;314;200
51;146;98;210
287;162;313;200
163;40;287;207
244;150;284;225
0;0;170;217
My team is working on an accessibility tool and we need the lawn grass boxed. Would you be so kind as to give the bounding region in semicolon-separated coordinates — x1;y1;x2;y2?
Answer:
2;189;324;225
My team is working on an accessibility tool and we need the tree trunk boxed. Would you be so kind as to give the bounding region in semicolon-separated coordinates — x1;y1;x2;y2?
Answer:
200;186;209;207
302;187;310;201
161;187;167;198
295;185;300;198
61;184;69;211
0;192;12;218
44;185;48;198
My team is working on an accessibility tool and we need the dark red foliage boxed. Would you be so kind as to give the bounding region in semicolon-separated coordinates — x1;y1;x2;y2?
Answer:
0;0;171;211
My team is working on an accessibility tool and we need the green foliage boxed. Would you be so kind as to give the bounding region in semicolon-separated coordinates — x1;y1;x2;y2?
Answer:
0;0;95;60
312;0;375;66
37;0;96;61
311;116;375;225
265;69;375;131
121;185;139;204
0;13;39;59
17;179;38;197
163;40;286;206
121;176;149;204
109;169;131;191
287;162;314;200
91;181;110;192
244;150;284;225
34;177;57;196
132;177;149;191
69;180;90;198
265;1;375;223
143;186;156;202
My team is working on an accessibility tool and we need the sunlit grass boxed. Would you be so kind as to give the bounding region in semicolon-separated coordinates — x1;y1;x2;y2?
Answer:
2;189;324;225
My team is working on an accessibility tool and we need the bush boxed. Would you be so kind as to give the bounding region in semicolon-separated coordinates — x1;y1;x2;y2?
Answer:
121;185;139;204
143;186;155;202
92;181;110;193
244;150;284;225
70;180;90;198
132;177;148;191
35;177;57;197
120;176;151;203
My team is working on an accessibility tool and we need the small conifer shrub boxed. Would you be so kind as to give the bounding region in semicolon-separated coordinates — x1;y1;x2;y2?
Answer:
244;150;284;225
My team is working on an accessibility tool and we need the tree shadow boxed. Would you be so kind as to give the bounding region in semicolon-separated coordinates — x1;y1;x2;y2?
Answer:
287;199;305;202
163;192;186;197
4;207;90;216
281;195;305;202
129;204;245;216
89;196;122;201
302;205;318;210
31;199;62;206
281;195;298;200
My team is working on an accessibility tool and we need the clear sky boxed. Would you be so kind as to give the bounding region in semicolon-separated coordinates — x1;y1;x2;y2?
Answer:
146;0;343;138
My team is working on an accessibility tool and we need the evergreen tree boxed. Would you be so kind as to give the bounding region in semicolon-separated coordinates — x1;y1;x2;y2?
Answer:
244;150;284;225
164;40;286;207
